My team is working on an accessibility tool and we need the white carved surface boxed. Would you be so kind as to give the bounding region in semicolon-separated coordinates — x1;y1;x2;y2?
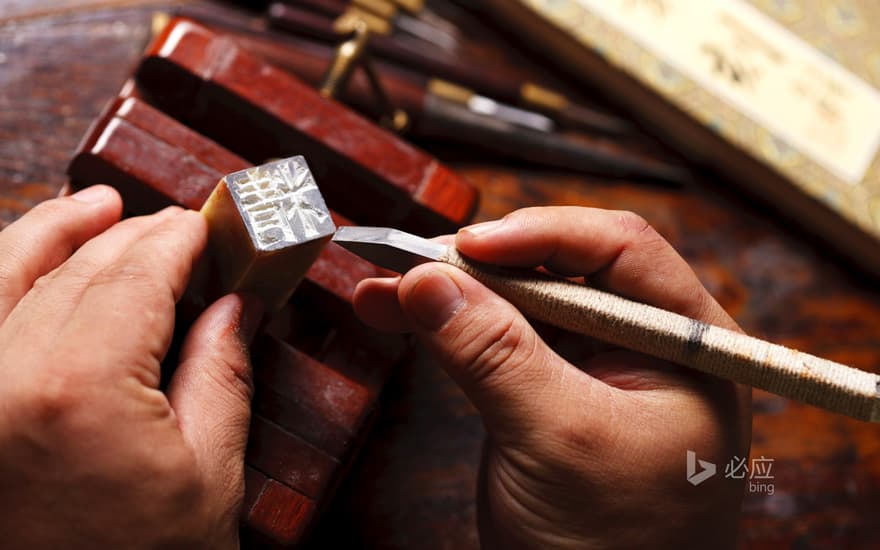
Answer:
225;156;335;251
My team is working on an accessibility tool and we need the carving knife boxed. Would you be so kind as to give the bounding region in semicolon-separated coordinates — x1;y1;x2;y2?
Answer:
332;225;880;422
266;2;635;136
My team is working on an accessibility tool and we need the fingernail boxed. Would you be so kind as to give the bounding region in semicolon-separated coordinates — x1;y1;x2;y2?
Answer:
460;219;504;238
405;270;464;330
71;185;110;204
238;294;265;345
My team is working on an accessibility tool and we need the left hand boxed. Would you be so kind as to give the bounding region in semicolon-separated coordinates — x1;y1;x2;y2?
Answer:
0;185;261;548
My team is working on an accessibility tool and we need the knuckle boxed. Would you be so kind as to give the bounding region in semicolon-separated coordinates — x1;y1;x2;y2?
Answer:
616;210;653;238
0;265;22;299
90;261;162;295
194;353;255;405
463;315;539;385
29;272;55;294
156;205;185;216
50;257;102;286
505;207;539;221
0;263;14;285
615;210;670;254
18;367;85;427
0;242;35;291
641;224;666;247
30;198;70;219
677;285;721;324
504;206;551;230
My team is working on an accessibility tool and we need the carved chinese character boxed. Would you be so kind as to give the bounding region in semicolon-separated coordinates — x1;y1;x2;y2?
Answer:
200;156;336;311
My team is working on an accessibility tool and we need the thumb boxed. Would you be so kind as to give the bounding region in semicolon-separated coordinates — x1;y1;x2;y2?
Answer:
167;293;264;498
398;263;588;434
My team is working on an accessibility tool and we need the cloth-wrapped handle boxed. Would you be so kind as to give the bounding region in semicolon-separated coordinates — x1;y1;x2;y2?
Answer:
443;249;880;422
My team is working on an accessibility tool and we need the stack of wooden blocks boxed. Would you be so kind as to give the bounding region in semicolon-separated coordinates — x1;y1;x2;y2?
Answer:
67;18;478;547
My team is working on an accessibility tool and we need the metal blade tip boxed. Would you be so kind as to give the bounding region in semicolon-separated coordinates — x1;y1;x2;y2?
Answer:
332;226;447;273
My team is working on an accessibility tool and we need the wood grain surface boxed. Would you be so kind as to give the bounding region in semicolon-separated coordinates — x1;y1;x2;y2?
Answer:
3;1;880;548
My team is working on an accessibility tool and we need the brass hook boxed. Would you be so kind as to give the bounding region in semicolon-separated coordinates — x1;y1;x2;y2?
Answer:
319;19;409;133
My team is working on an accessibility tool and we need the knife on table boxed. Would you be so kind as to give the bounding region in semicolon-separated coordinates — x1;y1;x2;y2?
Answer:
332;225;880;422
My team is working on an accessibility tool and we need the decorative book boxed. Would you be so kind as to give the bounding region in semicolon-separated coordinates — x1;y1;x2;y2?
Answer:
486;0;880;275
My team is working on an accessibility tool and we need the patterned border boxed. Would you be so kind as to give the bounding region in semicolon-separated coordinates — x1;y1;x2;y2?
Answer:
520;0;880;236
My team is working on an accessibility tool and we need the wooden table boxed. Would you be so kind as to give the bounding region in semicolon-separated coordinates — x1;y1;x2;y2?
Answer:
2;2;880;548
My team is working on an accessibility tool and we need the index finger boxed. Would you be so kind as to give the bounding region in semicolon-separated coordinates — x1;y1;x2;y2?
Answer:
60;210;208;385
0;186;122;323
456;206;737;330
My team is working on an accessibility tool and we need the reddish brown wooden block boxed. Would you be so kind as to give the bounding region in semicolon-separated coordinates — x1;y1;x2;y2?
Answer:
66;88;405;336
247;414;339;500
252;334;372;457
243;465;270;516
253;386;353;459
243;467;317;546
266;292;404;396
69;91;243;210
67;85;408;547
68;99;225;213
137;18;478;234
319;331;401;398
65;24;463;541
118;93;247;176
255;334;372;429
68;93;392;309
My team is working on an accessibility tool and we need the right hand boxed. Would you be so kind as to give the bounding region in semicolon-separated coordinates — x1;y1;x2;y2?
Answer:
353;206;752;549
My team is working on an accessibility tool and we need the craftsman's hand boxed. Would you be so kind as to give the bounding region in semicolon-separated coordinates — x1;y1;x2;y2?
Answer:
354;207;751;549
0;186;261;548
